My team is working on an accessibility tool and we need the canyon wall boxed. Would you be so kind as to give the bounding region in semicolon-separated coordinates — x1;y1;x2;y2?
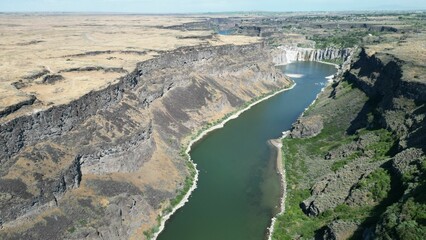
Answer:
274;47;426;239
0;43;292;239
344;48;426;150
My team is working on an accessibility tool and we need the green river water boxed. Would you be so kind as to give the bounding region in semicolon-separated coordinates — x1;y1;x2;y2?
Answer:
157;62;337;240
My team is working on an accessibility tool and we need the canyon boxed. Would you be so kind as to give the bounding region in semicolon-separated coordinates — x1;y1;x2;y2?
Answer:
1;12;425;240
0;40;294;238
272;33;426;239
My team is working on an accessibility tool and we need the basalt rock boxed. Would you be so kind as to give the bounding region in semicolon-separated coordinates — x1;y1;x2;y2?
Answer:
320;220;361;240
344;48;426;150
301;159;384;217
291;46;426;239
0;42;291;239
289;115;323;138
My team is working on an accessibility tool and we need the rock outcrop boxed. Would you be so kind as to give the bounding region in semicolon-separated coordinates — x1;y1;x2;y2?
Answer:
321;220;360;240
344;48;426;150
300;158;385;217
0;43;291;239
282;45;426;239
289;115;323;138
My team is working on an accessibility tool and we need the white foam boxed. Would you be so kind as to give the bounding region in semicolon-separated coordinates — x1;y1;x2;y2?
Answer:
285;73;304;78
325;74;335;79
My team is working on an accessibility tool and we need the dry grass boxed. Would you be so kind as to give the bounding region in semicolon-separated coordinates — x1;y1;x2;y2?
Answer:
0;14;259;121
365;32;426;83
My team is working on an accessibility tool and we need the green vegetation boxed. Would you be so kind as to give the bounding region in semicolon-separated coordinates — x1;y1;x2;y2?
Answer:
78;219;87;226
331;151;362;172
331;159;349;172
272;124;344;239
329;128;395;172
273;186;374;240
286;125;354;155
380;197;426;240
309;29;383;49
358;129;396;161
273;127;393;239
143;225;160;240
143;206;166;239
67;226;76;234
377;157;426;240
270;76;405;239
271;82;396;239
271;70;425;239
169;172;195;209
310;32;361;49
273;188;317;240
363;129;396;161
279;124;356;188
398;13;426;31
358;169;391;202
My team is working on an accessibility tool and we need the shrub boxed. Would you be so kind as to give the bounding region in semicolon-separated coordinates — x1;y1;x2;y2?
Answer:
358;168;391;202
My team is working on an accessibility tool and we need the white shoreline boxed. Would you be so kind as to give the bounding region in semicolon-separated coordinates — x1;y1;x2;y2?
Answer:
267;135;288;240
267;65;340;240
317;60;340;69
154;60;341;240
152;82;296;240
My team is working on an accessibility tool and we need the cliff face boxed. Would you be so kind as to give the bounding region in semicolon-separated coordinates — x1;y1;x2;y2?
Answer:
344;49;426;150
0;43;291;239
273;46;426;239
272;46;353;65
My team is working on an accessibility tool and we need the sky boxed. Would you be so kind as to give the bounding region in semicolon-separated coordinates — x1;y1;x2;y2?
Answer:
0;0;425;13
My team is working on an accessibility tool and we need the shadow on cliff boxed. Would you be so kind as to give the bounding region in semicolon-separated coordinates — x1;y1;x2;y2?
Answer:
311;160;405;240
345;96;381;135
344;50;402;136
406;103;426;152
333;49;420;239
349;161;405;239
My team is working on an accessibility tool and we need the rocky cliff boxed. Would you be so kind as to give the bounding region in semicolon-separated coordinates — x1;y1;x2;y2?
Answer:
272;43;426;239
272;46;353;65
0;43;291;239
344;49;426;150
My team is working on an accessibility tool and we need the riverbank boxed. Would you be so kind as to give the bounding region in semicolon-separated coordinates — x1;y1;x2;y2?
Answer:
266;82;338;237
268;62;342;239
317;60;339;68
267;137;287;240
152;82;296;240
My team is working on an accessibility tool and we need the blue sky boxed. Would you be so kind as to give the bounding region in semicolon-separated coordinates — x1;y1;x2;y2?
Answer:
1;0;425;13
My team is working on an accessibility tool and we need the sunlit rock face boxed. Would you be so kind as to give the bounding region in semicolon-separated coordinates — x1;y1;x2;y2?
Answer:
272;46;353;65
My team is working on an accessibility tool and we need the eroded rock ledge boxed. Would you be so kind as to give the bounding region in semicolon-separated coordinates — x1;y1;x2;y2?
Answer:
0;42;291;239
281;47;425;239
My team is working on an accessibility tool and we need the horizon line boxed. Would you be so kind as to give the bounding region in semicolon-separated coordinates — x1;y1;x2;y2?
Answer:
1;9;425;15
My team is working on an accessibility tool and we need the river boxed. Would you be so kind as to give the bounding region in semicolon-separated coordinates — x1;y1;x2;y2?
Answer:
157;61;337;240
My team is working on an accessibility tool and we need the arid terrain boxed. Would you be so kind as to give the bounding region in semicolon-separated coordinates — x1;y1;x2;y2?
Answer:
0;14;261;122
0;11;425;240
0;13;286;239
